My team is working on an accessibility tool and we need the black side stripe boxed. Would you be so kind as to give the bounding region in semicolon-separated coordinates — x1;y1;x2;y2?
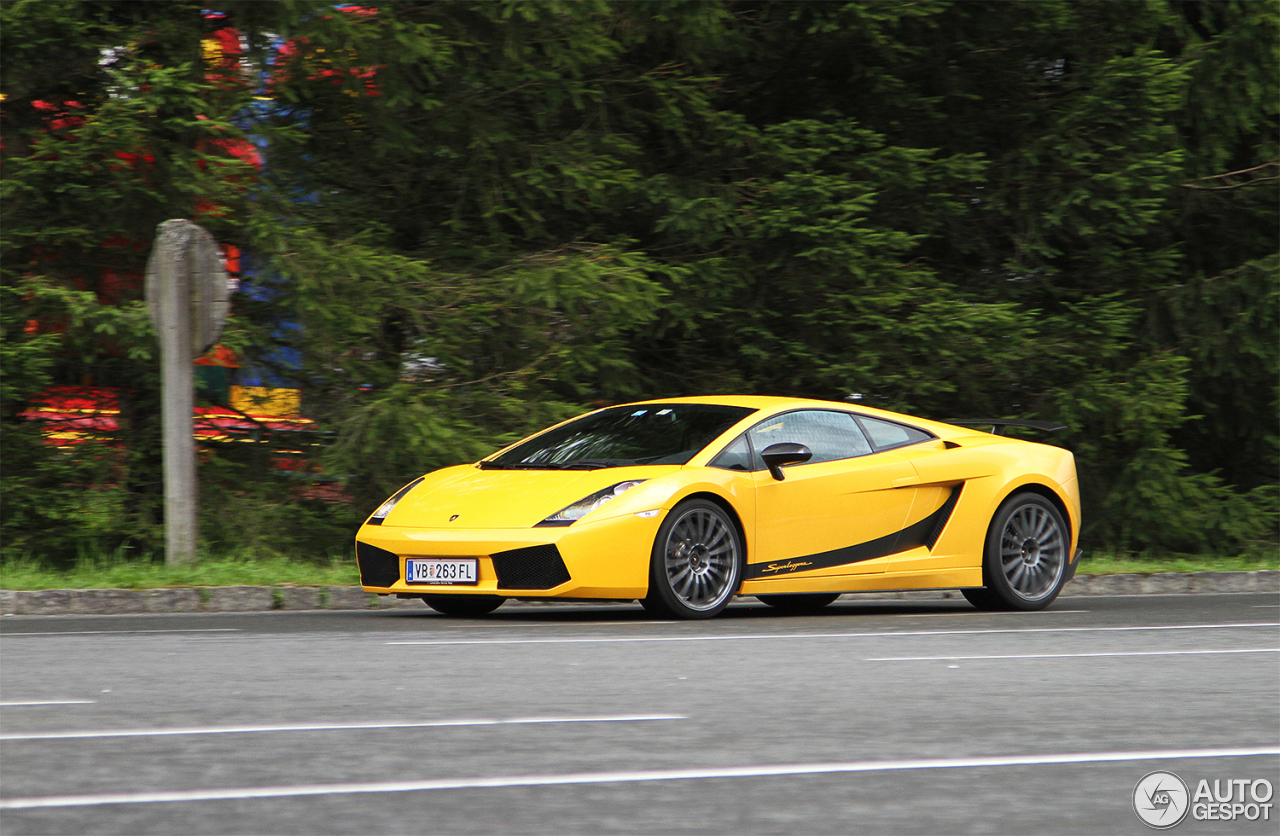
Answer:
923;484;962;550
746;484;963;579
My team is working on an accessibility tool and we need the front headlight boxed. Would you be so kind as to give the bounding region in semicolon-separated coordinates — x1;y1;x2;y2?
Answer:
537;480;647;527
365;477;424;526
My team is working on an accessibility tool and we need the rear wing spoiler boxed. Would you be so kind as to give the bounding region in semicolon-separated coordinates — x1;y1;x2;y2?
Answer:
944;419;1066;436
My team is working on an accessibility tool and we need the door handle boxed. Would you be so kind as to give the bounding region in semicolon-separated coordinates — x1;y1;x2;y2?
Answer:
892;475;921;488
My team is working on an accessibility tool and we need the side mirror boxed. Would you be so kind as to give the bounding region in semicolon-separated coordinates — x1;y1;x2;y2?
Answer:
760;442;813;481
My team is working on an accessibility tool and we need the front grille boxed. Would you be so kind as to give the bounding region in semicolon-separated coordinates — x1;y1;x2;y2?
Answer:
490;544;571;590
356;541;400;588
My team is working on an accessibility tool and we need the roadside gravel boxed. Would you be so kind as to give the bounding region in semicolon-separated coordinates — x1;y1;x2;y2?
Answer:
1;571;1275;616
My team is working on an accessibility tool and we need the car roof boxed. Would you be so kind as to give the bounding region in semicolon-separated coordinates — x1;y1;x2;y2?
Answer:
622;395;989;439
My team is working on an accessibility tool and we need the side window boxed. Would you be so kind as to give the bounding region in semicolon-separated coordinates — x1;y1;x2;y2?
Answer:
857;416;933;451
708;435;752;471
747;410;872;468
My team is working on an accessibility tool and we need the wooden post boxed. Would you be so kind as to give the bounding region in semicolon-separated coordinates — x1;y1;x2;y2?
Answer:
146;220;229;567
154;223;198;566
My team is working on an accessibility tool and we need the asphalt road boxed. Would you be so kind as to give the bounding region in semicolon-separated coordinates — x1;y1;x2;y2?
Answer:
2;593;1277;835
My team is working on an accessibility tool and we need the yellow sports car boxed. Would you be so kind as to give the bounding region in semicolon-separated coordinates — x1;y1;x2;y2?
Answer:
355;396;1081;619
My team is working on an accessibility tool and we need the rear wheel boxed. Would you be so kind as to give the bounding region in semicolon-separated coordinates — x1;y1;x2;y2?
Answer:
421;594;504;617
643;500;743;619
756;593;840;613
968;492;1069;611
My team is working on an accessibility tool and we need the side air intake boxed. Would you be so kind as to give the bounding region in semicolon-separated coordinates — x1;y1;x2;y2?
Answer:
356;541;400;588
490;544;571;590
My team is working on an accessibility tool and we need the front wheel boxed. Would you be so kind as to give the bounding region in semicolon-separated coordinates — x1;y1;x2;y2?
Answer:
969;492;1069;611
643;500;743;619
421;594;504;617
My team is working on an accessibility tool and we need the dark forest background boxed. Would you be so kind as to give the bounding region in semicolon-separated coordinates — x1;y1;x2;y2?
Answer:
2;0;1276;564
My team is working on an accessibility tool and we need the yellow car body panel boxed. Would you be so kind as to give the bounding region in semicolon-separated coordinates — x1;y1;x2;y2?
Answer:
355;396;1081;607
746;453;915;577
380;464;687;530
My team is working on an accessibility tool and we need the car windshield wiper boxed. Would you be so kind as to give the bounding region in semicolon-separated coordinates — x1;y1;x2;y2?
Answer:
558;460;620;470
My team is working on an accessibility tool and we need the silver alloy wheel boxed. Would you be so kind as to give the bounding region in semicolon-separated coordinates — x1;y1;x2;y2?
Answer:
999;501;1066;601
661;506;740;612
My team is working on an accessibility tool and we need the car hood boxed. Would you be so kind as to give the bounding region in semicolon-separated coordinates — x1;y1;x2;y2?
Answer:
376;464;679;529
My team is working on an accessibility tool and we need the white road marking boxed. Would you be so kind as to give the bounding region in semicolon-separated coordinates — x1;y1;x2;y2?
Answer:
868;648;1280;661
0;713;685;742
386;622;1280;646
0;629;241;637
3;746;1276;809
0;700;96;707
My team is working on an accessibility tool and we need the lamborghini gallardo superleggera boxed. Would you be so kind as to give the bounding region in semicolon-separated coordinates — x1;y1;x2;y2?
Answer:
355;396;1081;619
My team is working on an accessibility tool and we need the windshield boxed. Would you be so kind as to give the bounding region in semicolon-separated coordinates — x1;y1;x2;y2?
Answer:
483;404;756;470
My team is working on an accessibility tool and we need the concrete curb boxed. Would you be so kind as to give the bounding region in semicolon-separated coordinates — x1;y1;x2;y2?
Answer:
0;571;1275;616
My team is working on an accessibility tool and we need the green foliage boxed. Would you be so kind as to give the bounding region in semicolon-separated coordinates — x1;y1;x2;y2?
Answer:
3;0;1275;567
242;218;669;508
0;0;313;561
0;279;159;561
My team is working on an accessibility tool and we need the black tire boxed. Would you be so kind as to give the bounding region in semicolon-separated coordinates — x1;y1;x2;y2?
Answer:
637;597;668;615
756;593;840;613
643;499;743;619
421;594;504;617
960;587;1003;609
969;491;1069;611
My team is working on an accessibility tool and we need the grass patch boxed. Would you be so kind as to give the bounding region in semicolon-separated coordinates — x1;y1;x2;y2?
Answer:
1;548;1274;591
1078;552;1278;575
0;550;359;591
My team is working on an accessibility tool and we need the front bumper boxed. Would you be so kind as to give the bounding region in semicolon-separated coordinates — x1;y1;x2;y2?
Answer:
354;512;661;599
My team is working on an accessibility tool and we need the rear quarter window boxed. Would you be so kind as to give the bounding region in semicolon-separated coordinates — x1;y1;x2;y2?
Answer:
856;416;934;451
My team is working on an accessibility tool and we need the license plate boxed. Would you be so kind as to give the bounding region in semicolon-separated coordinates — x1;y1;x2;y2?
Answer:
405;558;478;585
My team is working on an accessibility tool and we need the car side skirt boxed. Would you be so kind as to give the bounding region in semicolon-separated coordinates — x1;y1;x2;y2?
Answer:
743;567;983;595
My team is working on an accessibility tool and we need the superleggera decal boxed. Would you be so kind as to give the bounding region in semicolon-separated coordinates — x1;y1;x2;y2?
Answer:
745;485;962;579
758;560;815;575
